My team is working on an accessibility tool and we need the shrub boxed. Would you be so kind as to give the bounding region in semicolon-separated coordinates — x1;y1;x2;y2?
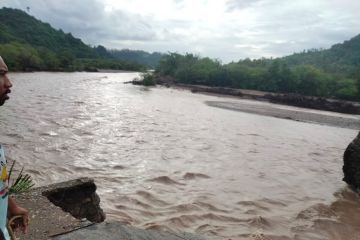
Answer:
141;72;156;86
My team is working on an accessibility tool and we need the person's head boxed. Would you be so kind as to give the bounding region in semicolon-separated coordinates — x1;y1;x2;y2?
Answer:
0;56;12;106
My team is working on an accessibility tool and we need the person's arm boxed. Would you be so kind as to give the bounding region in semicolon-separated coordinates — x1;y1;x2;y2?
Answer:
7;197;29;233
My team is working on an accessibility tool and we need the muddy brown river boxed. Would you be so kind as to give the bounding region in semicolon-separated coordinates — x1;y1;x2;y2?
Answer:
0;72;359;240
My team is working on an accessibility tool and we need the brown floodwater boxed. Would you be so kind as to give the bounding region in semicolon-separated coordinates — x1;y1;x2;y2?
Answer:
0;72;359;240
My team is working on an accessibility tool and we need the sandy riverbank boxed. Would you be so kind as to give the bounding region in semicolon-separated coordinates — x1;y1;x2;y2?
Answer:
146;78;360;129
206;100;360;129
146;79;360;129
165;83;360;114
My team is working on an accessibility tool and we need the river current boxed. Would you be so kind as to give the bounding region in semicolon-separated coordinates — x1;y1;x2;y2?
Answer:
0;72;359;240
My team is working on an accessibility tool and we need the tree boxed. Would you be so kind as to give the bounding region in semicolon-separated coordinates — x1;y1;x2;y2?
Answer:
57;50;75;69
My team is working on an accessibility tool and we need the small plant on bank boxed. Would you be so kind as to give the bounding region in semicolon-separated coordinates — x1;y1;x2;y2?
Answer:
6;161;34;240
8;161;34;195
141;72;156;86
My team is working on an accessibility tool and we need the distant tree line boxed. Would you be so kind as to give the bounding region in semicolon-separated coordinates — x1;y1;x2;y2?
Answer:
108;49;163;68
155;34;360;101
0;42;146;72
156;52;360;101
1;7;359;101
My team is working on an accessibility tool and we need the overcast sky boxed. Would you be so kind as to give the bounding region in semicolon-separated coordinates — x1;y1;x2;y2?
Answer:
1;0;359;62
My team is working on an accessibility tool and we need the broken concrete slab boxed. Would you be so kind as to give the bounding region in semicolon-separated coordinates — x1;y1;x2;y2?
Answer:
52;221;207;240
12;178;208;240
13;183;93;240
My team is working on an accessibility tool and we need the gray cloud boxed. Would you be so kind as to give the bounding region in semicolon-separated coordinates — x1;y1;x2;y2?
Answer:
1;0;359;62
1;0;157;44
226;0;263;11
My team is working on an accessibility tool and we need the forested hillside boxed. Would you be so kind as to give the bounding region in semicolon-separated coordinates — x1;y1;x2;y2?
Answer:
156;34;360;101
0;7;145;71
1;7;359;101
109;49;163;68
283;34;360;78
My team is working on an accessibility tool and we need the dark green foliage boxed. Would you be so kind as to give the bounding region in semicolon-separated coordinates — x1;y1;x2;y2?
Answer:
8;161;34;195
0;7;146;72
109;49;163;68
283;34;360;77
95;45;112;58
0;8;96;58
141;72;156;86
156;35;360;101
157;52;183;76
0;42;42;71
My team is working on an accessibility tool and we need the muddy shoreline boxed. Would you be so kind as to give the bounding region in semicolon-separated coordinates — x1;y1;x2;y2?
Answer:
171;84;360;129
205;100;360;129
129;77;360;129
160;83;360;115
128;74;358;114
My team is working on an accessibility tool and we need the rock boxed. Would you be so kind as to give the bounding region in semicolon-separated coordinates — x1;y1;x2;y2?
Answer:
343;132;360;189
14;183;94;240
14;178;207;240
42;178;106;223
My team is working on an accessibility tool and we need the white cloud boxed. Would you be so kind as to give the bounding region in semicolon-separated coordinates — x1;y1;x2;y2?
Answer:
1;0;359;62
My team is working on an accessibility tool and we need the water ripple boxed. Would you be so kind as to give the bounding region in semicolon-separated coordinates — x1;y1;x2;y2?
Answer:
0;72;358;239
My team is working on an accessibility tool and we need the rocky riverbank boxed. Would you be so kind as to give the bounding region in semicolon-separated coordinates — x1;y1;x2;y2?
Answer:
13;178;206;240
13;178;102;240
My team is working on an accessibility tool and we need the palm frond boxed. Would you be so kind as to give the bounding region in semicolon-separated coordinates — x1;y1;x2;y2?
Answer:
8;162;34;194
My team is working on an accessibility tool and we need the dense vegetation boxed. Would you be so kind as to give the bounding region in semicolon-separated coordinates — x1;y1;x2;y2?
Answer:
0;8;146;71
1;7;359;101
109;49;163;68
156;34;360;101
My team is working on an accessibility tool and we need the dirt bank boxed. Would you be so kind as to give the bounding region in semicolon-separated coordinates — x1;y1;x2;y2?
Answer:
152;75;360;115
206;100;360;129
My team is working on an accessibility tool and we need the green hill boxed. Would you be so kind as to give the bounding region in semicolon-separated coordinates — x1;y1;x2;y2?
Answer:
0;7;145;71
109;49;163;68
283;34;360;78
155;35;360;101
0;8;97;58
